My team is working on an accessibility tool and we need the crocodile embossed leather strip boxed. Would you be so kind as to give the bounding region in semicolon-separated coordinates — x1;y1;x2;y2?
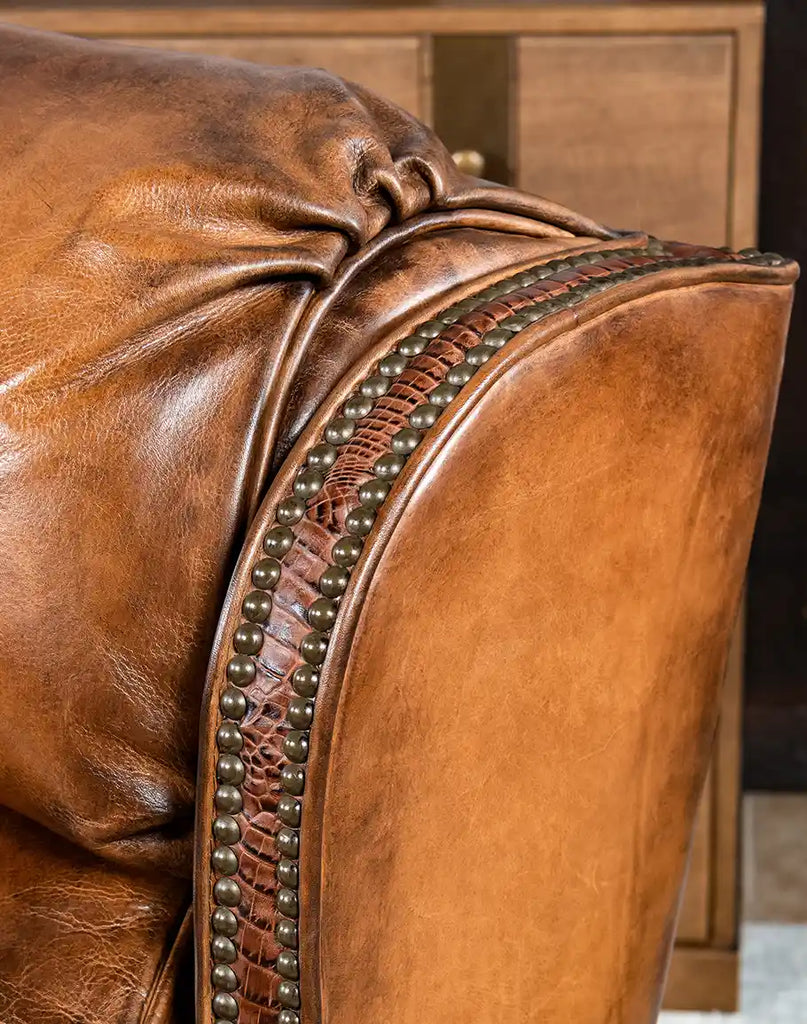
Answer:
202;242;785;1024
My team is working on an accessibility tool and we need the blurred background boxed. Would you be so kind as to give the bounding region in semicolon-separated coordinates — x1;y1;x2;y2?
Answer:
0;0;803;1019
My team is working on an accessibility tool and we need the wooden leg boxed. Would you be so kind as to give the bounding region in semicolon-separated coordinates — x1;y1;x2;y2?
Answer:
664;603;744;1012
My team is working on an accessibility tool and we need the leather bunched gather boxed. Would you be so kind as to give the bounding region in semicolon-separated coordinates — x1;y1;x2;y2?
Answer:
207;241;785;1023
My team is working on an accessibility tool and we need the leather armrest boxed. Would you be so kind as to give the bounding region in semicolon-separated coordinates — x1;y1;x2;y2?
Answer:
195;243;796;1024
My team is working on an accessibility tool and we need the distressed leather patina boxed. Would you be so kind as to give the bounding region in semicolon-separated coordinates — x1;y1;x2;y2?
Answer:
0;24;796;1024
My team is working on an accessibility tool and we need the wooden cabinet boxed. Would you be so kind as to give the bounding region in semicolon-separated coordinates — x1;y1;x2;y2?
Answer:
516;34;735;245
3;2;763;1012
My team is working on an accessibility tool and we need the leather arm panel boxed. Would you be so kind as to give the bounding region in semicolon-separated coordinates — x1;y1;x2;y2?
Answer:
194;243;796;1023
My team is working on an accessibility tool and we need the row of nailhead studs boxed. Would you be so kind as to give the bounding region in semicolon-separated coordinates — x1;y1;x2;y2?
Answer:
731;247;788;266
207;241;785;1023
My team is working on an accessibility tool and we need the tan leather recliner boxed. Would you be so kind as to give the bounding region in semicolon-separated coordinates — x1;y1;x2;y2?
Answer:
0;24;796;1024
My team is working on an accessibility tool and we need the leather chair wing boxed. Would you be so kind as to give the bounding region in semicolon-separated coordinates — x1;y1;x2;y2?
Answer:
0;24;796;1024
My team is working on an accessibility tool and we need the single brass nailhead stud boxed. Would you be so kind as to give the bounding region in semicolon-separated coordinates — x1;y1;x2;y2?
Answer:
277;858;300;888
358;478;390;508
233;623;263;656
212;992;238;1021
276;950;299;980
379;352;408;377
360;374;391;398
276;826;299;858
324;417;356;445
287;697;315;730
264;525;294;557
466;344;496;366
226;656;255;688
390;427;422;455
430;382;460;406
212;907;238;937
216;722;243;752
483;327;513;348
211;846;238;876
409;403;440;430
343;393;374;419
277;794;302;828
220;688;247;721
212;964;239;993
280;764;306;796
242;590;272;624
414;319;445;338
397;335;428;356
332;536;363;566
277;497;306;526
307;443;338;470
277;888;299;918
307;597;338;630
213;815;241;845
345;506;376;537
293;468;325;500
277;981;301;1010
213;878;241;908
300;631;328;665
319;565;350;597
215;785;242;815
251;557;281;590
212;935;237;964
283;731;309;764
373;452;406;479
276;919;298;949
216;754;245;785
445;362;475;386
291;665;319;697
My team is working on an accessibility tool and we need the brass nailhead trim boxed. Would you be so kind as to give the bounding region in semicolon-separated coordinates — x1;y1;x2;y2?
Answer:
208;241;785;1020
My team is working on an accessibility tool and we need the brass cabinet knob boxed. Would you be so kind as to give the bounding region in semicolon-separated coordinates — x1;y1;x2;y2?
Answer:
452;149;486;177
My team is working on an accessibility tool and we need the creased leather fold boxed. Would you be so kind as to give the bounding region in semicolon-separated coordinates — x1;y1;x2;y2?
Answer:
0;24;612;871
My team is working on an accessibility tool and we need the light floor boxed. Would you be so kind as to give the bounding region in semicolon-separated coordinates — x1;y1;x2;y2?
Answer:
659;794;807;1024
659;923;807;1023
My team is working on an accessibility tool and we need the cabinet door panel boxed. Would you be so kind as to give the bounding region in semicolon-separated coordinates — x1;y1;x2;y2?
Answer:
108;36;427;119
517;35;733;245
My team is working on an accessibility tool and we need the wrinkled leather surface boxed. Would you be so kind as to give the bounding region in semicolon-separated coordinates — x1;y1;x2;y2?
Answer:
0;23;609;862
0;808;193;1024
0;22;795;1024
